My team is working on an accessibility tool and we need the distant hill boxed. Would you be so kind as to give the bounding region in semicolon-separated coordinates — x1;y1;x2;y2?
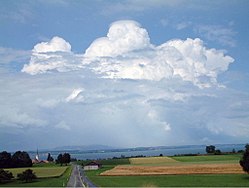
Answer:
53;144;115;151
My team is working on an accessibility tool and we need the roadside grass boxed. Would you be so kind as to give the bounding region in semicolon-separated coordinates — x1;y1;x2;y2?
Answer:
0;165;72;187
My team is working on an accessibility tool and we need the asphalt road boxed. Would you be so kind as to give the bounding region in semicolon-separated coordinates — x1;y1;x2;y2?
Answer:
78;166;97;188
67;165;85;187
67;165;97;188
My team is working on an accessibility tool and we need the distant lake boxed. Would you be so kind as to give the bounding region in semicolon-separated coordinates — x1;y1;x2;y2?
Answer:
29;144;245;161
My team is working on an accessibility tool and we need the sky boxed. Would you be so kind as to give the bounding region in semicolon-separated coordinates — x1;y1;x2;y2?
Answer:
0;0;249;151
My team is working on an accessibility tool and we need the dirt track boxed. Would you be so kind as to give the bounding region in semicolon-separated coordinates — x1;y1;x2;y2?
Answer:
101;163;244;176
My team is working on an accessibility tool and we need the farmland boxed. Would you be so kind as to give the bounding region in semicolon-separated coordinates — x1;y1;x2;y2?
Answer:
172;154;241;163
101;163;243;176
5;166;68;178
129;156;178;165
0;164;71;187
85;154;249;187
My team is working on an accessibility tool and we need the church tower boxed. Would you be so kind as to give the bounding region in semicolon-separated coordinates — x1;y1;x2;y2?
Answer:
35;148;39;161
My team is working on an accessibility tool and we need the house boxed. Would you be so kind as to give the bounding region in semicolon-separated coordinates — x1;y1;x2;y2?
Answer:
32;159;49;164
83;161;102;170
32;149;49;164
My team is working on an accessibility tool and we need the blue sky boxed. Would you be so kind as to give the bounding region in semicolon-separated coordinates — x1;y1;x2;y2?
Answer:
0;0;249;151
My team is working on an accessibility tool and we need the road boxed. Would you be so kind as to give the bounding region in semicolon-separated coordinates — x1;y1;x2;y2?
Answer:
78;166;97;188
67;165;97;188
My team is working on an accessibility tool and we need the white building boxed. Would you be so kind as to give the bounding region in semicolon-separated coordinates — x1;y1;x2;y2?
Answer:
83;161;102;170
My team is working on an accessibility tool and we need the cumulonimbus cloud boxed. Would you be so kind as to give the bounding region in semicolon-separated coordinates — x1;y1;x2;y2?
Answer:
22;20;234;88
21;36;83;75
85;20;151;57
33;36;71;53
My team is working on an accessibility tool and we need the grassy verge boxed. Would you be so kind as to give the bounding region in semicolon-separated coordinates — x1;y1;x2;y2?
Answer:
0;165;72;187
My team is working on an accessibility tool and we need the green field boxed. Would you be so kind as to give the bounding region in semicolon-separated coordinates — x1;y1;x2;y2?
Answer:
129;156;178;164
77;158;130;166
87;169;249;187
85;154;249;187
0;165;72;187
172;154;241;163
5;166;68;178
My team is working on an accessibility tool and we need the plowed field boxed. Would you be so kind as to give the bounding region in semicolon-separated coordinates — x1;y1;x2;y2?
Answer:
101;163;243;176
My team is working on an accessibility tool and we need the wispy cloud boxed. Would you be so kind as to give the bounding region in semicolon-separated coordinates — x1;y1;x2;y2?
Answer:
195;24;236;47
101;0;190;15
0;47;30;64
0;47;30;73
176;21;192;30
0;1;34;24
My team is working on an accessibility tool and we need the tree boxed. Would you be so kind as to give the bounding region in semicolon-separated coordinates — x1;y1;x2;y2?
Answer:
56;154;63;166
246;144;249;151
17;169;37;183
47;153;54;162
240;144;249;174
12;151;32;168
206;145;216;154
0;169;14;183
214;149;221;155
62;153;71;165
56;153;71;166
0;151;12;168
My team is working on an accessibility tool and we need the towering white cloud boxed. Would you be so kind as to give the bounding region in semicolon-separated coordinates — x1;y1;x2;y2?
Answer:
88;20;234;87
33;36;71;53
22;20;234;88
22;36;81;75
86;20;234;88
156;38;234;87
85;20;151;57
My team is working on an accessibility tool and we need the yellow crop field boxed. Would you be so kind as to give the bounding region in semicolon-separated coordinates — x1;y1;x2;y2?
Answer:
6;166;68;178
101;163;244;176
129;156;178;164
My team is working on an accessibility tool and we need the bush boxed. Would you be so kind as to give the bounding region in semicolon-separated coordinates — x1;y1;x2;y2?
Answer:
206;145;215;154
240;144;249;174
0;169;14;184
17;169;37;183
214;149;222;155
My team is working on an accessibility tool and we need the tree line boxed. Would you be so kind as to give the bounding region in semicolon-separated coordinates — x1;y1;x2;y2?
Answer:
205;145;244;155
0;151;71;184
0;150;72;169
0;151;32;168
